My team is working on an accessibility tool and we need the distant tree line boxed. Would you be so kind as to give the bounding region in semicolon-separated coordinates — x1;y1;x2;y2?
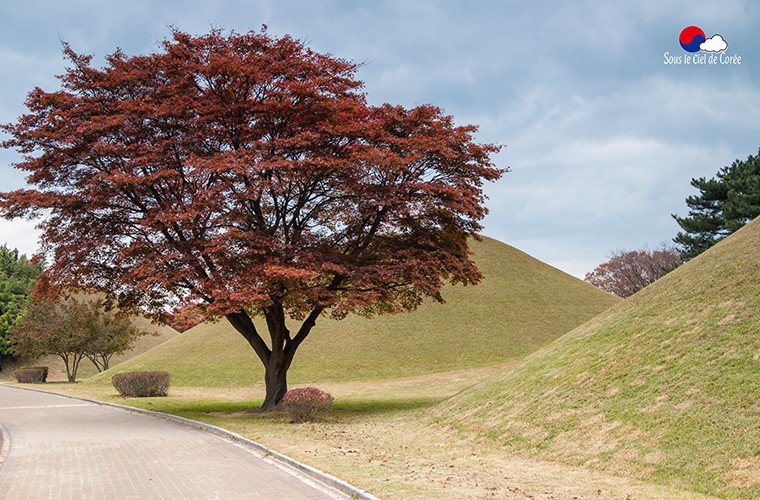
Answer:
10;297;148;381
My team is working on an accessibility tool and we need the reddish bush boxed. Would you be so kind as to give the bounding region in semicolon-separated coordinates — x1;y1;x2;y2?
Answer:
111;371;170;397
13;366;48;383
282;387;334;422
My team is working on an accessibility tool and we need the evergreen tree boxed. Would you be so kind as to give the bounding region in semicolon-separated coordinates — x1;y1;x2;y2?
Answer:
0;245;41;360
673;150;760;260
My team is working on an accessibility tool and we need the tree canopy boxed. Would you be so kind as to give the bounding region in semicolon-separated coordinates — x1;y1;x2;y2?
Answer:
166;303;206;333
0;245;41;358
585;245;682;298
673;149;760;260
0;29;503;408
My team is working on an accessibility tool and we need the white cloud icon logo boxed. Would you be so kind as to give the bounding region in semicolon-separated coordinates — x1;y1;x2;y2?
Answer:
700;34;728;52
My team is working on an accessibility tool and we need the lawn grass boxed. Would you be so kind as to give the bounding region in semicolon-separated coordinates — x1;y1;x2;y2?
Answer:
86;236;620;387
40;369;712;499
437;218;760;498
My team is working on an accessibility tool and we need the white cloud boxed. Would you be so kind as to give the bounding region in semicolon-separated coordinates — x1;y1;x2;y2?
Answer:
700;34;728;52
0;219;42;257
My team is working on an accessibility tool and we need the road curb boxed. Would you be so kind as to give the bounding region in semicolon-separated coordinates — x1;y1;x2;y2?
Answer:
2;383;380;500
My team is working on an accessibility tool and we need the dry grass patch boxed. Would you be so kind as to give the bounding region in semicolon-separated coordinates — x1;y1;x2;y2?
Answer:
724;457;760;490
199;403;713;499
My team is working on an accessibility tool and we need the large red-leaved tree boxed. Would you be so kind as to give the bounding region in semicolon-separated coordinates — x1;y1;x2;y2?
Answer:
1;29;503;409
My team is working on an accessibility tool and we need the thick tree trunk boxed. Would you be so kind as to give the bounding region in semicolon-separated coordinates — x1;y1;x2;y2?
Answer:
226;306;323;411
261;352;292;411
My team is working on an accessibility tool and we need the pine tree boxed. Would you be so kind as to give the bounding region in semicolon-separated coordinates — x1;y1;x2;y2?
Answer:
0;245;41;359
673;150;760;260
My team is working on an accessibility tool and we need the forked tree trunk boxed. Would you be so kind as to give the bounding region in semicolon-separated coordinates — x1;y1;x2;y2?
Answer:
60;352;85;382
85;353;112;373
226;305;322;411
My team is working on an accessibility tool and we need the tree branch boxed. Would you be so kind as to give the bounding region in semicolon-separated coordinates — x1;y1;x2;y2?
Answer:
286;306;324;356
225;310;271;365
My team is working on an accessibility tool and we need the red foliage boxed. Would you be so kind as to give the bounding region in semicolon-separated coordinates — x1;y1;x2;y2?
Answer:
282;387;334;422
0;29;504;407
584;245;682;298
166;304;206;333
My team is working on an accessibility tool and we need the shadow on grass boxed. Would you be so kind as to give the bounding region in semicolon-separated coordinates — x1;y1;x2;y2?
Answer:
332;397;444;415
138;399;261;415
130;396;443;422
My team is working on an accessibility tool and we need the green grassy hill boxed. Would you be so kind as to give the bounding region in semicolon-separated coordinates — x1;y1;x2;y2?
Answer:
438;218;760;497
93;236;620;386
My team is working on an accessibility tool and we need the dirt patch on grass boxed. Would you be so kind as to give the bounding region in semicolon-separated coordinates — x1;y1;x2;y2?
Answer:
312;363;509;400
500;420;551;444
549;414;641;460
724;457;760;489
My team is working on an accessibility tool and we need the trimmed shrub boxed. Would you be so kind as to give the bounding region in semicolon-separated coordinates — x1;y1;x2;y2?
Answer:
13;366;48;383
111;371;170;397
282;387;334;422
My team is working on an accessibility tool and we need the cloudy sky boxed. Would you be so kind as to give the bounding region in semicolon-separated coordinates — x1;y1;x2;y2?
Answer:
1;0;758;278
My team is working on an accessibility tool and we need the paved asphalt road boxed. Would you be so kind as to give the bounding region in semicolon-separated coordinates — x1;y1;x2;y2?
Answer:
0;384;345;499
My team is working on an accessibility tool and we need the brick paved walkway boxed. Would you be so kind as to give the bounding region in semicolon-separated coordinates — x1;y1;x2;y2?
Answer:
0;385;345;499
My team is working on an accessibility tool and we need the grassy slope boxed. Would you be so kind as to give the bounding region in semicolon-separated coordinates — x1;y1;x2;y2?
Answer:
92;236;620;386
438;218;760;497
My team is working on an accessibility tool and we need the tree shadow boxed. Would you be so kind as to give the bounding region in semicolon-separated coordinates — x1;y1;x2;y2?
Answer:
331;397;444;416
128;396;445;424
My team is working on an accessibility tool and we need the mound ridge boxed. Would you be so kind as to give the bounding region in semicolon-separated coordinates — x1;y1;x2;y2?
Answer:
97;236;620;386
440;218;760;497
